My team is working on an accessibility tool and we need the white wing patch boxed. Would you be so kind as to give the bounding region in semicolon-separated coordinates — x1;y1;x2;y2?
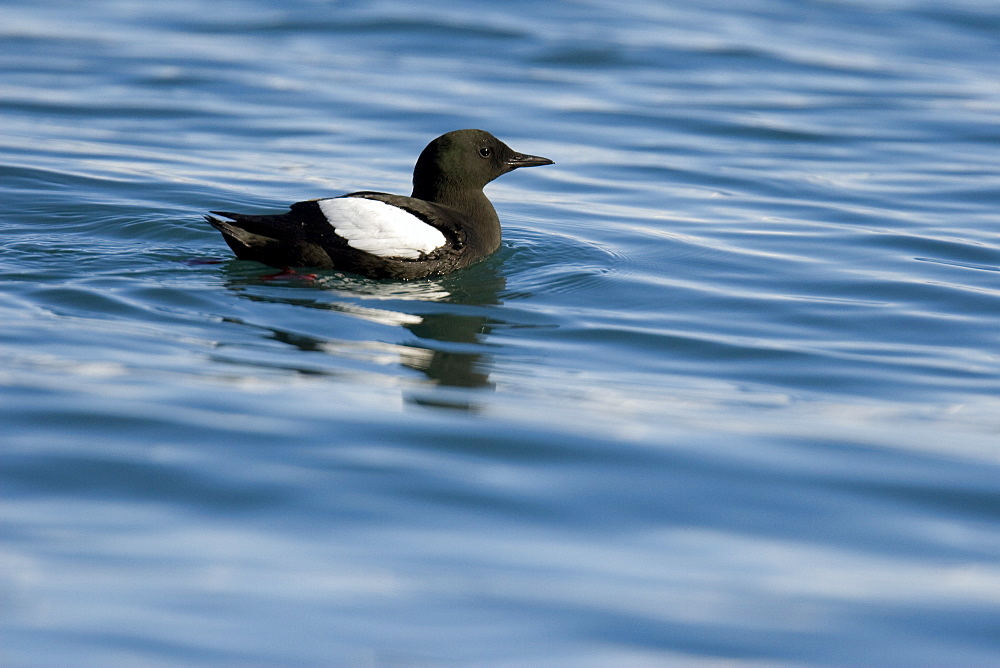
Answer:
318;198;447;259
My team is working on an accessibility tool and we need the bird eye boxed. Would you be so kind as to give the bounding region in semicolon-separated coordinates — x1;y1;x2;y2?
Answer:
479;147;492;158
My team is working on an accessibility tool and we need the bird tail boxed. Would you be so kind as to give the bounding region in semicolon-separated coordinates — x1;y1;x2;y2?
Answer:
204;213;269;255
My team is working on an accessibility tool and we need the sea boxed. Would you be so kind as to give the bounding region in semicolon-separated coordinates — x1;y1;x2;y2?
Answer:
2;0;999;664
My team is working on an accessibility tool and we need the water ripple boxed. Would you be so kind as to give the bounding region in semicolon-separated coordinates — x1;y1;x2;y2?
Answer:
3;0;1000;664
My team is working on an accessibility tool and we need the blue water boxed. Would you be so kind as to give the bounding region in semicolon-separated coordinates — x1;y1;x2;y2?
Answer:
3;0;1000;664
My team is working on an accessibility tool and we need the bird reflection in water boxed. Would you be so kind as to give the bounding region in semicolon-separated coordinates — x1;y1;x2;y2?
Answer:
216;260;509;412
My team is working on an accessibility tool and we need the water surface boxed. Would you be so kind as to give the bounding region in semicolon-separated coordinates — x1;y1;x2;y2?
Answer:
2;0;1000;664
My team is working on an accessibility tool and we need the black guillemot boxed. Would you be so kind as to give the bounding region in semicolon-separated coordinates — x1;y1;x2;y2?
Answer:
206;129;553;279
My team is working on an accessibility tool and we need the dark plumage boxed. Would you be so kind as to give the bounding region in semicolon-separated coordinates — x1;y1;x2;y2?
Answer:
206;129;553;279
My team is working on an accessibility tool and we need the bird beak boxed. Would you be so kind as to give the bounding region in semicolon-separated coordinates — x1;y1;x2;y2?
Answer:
505;153;554;170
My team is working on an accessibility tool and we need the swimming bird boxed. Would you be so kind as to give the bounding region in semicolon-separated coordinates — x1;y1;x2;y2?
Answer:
206;129;553;279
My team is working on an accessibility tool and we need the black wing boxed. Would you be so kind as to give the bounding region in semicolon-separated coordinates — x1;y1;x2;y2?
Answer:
207;193;473;278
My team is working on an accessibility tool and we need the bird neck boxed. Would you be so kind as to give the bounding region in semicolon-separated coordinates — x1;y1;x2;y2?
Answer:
412;185;502;255
413;184;499;224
